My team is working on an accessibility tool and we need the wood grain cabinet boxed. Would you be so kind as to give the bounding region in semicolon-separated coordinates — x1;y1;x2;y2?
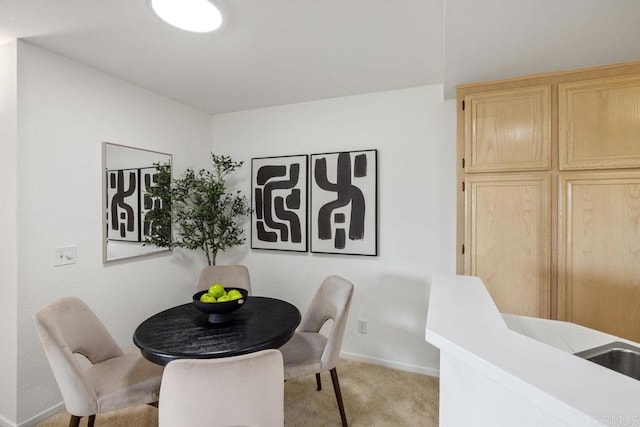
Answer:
465;174;551;318
463;85;551;172
457;61;640;339
559;75;640;170
559;172;640;341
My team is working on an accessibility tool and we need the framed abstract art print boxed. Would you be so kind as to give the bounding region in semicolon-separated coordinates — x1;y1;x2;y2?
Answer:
310;149;378;256
251;154;309;252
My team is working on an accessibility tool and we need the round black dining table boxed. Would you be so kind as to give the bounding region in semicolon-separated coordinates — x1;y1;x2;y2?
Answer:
133;296;301;366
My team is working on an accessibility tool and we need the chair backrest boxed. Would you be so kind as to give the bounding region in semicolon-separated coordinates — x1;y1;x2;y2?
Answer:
299;275;354;371
195;265;252;295
159;349;284;427
35;297;123;416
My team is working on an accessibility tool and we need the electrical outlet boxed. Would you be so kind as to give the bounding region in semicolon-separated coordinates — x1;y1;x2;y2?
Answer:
54;246;77;266
358;319;367;334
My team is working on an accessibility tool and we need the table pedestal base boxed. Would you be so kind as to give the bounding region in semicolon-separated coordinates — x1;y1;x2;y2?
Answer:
208;313;233;323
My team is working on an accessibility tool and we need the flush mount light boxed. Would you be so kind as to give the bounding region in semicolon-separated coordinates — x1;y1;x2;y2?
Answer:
150;0;223;33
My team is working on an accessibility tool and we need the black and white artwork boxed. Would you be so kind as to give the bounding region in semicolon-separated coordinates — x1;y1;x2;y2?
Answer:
139;167;167;241
106;166;167;243
107;168;140;242
310;150;378;256
251;155;308;252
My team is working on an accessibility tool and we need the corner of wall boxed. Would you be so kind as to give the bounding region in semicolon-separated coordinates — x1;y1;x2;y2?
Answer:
0;38;19;426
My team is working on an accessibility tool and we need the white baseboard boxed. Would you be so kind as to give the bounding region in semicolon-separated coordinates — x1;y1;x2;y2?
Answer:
18;402;64;427
0;414;16;427
340;351;440;377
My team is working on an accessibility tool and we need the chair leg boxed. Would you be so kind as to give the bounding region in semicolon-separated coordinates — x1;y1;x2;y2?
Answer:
330;368;348;427
69;414;95;427
315;372;322;391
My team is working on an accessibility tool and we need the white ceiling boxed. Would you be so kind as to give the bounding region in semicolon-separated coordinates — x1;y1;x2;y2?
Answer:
1;0;639;115
443;0;640;98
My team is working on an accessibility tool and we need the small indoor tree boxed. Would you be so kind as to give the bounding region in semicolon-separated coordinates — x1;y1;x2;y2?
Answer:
145;153;251;265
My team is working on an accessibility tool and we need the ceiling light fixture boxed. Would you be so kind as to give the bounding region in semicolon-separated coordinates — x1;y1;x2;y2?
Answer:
150;0;223;33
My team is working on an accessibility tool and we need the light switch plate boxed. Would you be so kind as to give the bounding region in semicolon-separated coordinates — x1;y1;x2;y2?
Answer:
358;319;367;334
54;246;77;266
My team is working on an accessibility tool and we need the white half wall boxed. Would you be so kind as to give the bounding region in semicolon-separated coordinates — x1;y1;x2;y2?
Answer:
0;40;18;427
15;41;212;424
212;85;457;374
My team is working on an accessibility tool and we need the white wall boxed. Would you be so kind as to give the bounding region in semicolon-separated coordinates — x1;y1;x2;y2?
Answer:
0;40;18;427
212;85;457;374
12;43;457;423
15;41;212;424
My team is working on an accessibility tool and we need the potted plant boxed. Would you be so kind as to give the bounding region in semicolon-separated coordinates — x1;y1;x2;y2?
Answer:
144;153;251;265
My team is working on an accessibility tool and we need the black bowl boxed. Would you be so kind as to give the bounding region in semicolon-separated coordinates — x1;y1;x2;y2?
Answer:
192;288;249;323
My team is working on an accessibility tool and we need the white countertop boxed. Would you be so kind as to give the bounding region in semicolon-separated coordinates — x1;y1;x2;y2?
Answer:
502;313;620;354
426;274;640;427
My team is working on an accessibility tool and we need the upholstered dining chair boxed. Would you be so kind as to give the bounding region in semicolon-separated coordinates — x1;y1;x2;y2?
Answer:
195;264;252;295
278;275;355;427
159;349;284;427
35;297;164;427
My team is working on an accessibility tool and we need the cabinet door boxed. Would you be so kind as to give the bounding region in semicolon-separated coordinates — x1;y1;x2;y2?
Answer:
464;85;551;173
559;172;640;342
466;174;551;317
559;75;640;170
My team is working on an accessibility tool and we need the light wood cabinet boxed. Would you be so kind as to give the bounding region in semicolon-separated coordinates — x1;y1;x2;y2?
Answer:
558;172;640;342
559;75;640;170
466;174;551;317
457;60;640;338
463;85;551;172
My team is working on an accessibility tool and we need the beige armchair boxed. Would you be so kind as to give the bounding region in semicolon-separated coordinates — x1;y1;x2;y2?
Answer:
279;275;355;427
35;297;163;427
195;264;252;295
159;349;284;427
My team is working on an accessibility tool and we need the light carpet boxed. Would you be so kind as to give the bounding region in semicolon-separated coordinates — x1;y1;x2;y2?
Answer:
36;358;439;426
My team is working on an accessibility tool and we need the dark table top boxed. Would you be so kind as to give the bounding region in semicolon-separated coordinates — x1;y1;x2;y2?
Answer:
133;296;301;366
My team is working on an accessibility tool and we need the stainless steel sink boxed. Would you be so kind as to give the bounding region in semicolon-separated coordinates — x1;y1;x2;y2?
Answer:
575;341;640;381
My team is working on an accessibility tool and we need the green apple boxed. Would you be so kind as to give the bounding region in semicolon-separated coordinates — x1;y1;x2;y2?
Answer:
216;294;231;302
208;283;225;298
199;293;216;303
227;289;243;300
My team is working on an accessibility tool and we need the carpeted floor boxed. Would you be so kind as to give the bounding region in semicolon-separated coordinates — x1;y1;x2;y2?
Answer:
36;358;439;426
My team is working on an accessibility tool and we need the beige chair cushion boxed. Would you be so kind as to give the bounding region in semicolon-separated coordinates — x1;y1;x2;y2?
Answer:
85;348;163;413
36;297;163;417
159;349;284;427
280;332;327;379
195;265;252;295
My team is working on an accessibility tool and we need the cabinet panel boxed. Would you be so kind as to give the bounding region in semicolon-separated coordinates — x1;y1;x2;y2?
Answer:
466;174;551;317
559;172;640;341
559;75;640;170
464;86;551;172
